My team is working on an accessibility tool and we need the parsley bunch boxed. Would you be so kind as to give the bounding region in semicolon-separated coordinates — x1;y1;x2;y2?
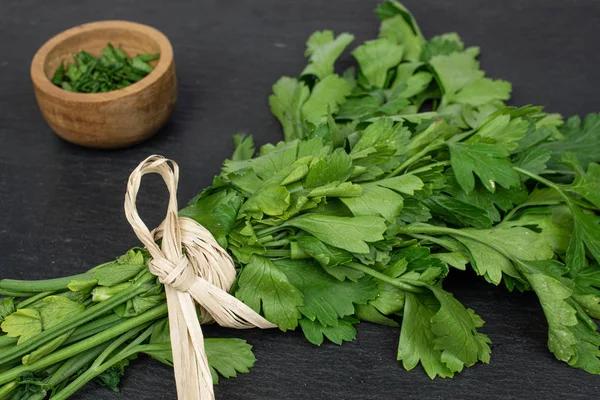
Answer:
1;1;599;397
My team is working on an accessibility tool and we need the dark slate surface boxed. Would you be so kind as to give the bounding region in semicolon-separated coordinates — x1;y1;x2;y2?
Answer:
1;0;599;399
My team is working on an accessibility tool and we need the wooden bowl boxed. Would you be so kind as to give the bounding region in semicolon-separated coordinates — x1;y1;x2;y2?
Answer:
30;20;177;148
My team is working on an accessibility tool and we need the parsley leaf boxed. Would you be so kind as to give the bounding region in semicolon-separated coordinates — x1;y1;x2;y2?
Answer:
205;338;256;384
277;259;378;327
236;256;303;331
301;31;355;80
449;142;520;193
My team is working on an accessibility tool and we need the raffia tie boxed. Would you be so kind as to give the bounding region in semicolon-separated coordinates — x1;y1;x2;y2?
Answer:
124;155;276;400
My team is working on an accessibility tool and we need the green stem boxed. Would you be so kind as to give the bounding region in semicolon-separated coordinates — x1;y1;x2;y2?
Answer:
14;291;54;309
0;273;94;293
346;263;427;294
387;140;444;178
0;289;37;297
404;160;450;175
263;250;291;258
25;344;110;400
0;336;17;348
0;284;147;366
263;239;290;248
0;381;16;400
51;325;155;400
255;225;284;238
398;225;512;260
64;314;124;345
0;304;167;385
513;167;569;202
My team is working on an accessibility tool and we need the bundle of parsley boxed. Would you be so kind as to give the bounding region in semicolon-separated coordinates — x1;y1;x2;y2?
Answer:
1;0;600;397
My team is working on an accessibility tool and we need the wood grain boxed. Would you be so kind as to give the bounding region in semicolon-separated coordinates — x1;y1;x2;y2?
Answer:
30;20;177;148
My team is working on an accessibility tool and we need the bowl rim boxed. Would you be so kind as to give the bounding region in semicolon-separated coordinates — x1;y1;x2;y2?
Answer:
30;20;174;103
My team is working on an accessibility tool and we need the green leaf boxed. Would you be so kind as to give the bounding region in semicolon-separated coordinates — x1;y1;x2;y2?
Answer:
401;71;433;98
569;319;600;374
302;74;352;124
231;134;255;161
180;190;244;248
423;195;493;229
307;181;362;198
542;113;600;169
205;338;256;384
377;174;424;195
350;117;410;156
397;292;454;378
23;331;71;365
353;39;404;88
299;317;357;345
341;183;404;222
0;297;15;324
293;236;353;270
39;296;85;330
95;357;132;392
472;114;528;153
455;236;522;285
301;31;354;80
371;279;406;316
516;259;579;363
1;309;42;344
269;77;310;141
449;142;520;193
444;176;528;222
513;147;552;176
430;52;484;96
354;303;399;327
336;96;382;119
236;256;303;331
67;279;98;294
284;214;387;254
304;149;353;188
453;78;511;107
431;252;469;271
560;155;600;209
420;33;464;61
429;286;491;371
92;250;146;287
376;1;424;61
239;186;291;219
397;198;432;223
277;259;378;327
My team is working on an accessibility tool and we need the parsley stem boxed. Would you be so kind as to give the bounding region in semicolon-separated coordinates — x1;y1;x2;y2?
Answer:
0;336;16;348
24;344;111;400
51;325;155;400
263;250;291;258
0;289;39;297
0;273;94;293
15;291;54;309
403;160;450;175
263;239;290;248
387;141;445;178
0;283;148;366
398;225;512;260
255;225;283;238
513;167;569;202
0;381;16;399
346;263;427;294
0;304;167;385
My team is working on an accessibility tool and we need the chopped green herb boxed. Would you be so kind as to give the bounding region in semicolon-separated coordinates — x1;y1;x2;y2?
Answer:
51;43;160;93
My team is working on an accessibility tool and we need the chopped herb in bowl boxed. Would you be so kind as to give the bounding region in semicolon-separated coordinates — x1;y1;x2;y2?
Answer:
51;43;159;93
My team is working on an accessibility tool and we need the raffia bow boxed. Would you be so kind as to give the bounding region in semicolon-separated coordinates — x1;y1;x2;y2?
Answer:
124;155;276;399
